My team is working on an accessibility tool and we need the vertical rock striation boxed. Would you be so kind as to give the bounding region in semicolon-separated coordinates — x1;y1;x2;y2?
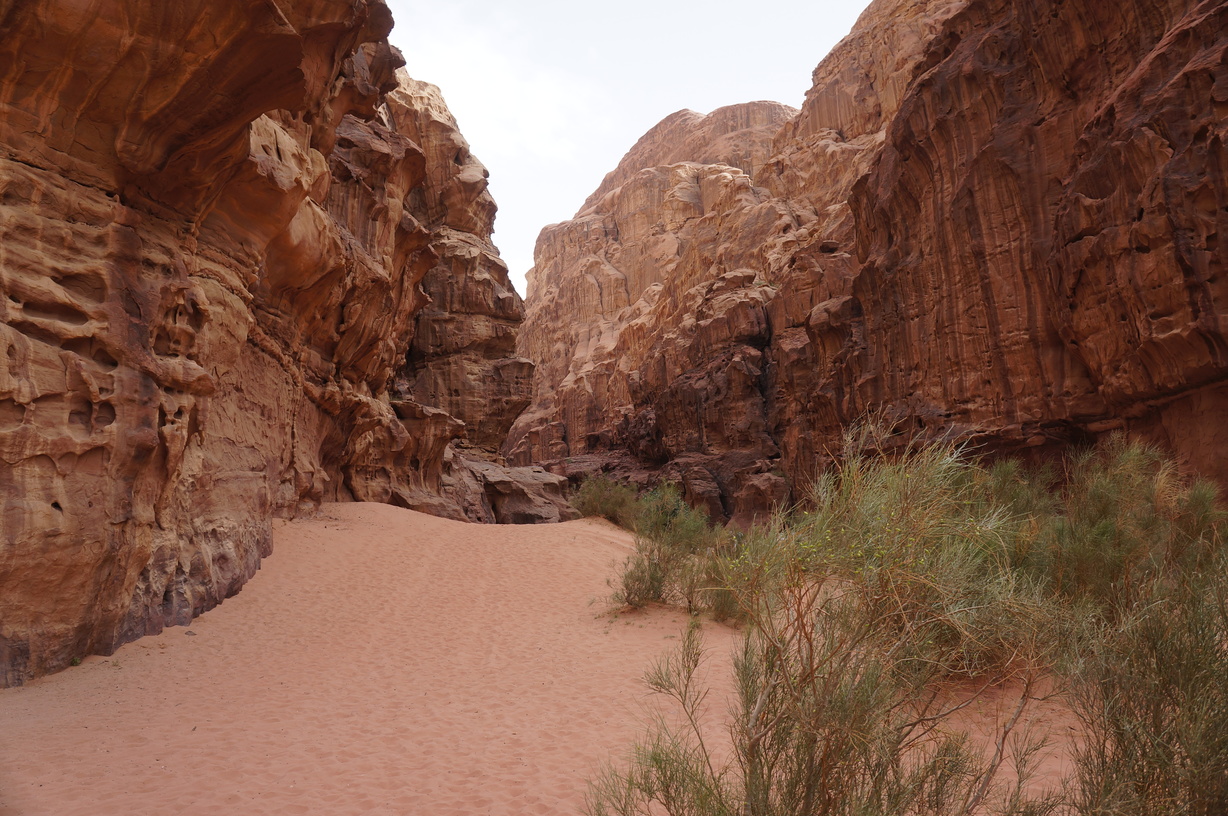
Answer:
508;0;1228;523
393;80;535;454
0;0;563;686
839;0;1228;474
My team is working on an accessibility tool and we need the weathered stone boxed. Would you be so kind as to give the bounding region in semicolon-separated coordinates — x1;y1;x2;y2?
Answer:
461;458;577;525
392;80;534;452
0;1;543;686
508;0;1228;522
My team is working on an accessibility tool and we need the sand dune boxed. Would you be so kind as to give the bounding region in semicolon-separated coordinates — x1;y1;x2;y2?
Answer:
0;504;738;815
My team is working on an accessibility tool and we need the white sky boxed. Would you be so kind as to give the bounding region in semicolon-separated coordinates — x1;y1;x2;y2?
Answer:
385;1;872;295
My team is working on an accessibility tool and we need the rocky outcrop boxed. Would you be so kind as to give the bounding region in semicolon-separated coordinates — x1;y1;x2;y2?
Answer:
375;78;572;527
508;0;1228;523
0;0;563;687
393;80;535;453
507;101;803;528
577;102;801;213
339;76;569;525
506;1;961;525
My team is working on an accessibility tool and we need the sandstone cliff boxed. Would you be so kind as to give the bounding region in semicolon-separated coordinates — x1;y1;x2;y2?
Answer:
0;0;565;686
507;0;1228;524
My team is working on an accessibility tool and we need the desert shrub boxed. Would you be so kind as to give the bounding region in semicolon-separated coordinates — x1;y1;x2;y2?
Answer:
589;581;1059;816
790;434;1227;678
593;428;1228;816
1018;438;1226;614
792;440;1061;679
615;549;669;609
709;520;796;623
574;475;641;528
1071;558;1228;816
985;458;1060;521
609;484;732;610
633;485;720;554
1046;443;1228;815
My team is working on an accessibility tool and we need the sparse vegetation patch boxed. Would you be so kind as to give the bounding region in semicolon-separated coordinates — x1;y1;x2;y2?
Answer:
581;430;1228;816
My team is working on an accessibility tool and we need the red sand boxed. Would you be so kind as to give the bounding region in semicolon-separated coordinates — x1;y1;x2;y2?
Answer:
0;503;1078;815
0;504;739;815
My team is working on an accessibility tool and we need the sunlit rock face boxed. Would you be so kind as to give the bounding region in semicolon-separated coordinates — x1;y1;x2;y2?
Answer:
508;0;1228;525
0;0;558;686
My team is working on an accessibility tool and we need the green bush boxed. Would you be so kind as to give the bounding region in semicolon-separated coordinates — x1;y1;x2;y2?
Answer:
574;475;641;528
1071;556;1228;816
589;584;1059;816
632;485;707;545
589;429;1228;816
610;484;731;611
791;441;1061;679
1018;438;1225;614
614;549;668;609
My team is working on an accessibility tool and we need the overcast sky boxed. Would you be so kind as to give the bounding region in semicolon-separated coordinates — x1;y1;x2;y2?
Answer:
385;1;872;295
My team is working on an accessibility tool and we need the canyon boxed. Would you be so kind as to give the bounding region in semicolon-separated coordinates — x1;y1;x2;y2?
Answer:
0;0;569;686
507;0;1228;525
2;0;1226;686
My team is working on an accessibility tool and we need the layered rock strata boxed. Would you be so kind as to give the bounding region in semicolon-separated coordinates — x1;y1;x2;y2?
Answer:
0;0;563;686
508;0;1228;524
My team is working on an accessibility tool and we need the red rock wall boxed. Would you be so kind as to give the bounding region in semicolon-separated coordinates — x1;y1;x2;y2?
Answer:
508;0;1228;523
835;0;1228;472
0;0;554;686
391;80;535;453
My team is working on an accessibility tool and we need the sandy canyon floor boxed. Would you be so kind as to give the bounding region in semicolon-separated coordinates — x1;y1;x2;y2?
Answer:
0;505;739;815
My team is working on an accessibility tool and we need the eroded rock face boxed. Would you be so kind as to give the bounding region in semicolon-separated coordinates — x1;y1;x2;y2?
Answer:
508;0;1228;524
0;1;557;686
363;77;572;527
507;102;804;529
392;79;535;453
